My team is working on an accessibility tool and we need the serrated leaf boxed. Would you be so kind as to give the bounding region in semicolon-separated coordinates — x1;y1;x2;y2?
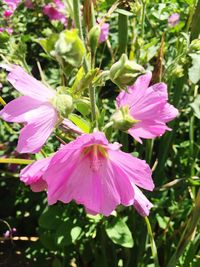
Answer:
105;217;134;248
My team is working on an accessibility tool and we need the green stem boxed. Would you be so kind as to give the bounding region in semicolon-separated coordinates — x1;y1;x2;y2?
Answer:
0;158;34;165
144;217;160;267
141;0;146;39
167;188;200;267
73;0;96;127
73;0;89;73
0;96;6;106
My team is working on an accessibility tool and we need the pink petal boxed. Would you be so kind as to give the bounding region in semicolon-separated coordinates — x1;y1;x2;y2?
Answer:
20;157;52;192
159;103;179;122
109;150;154;191
7;65;55;101
116;72;152;107
17;104;58;153
0;96;42;123
128;121;171;142
132;185;153;217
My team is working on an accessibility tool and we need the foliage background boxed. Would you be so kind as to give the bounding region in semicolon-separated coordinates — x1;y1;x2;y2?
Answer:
0;0;200;266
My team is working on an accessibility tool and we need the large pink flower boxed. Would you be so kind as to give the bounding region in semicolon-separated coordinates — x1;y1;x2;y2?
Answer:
0;65;58;153
37;132;154;216
116;72;179;143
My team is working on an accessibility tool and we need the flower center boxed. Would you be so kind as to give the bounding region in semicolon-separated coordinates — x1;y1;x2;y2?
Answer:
82;145;108;172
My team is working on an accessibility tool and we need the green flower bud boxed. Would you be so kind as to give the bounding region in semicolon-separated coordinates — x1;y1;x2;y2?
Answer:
171;64;184;78
190;39;200;52
110;54;144;90
52;93;74;118
55;29;85;68
112;106;139;131
88;25;101;54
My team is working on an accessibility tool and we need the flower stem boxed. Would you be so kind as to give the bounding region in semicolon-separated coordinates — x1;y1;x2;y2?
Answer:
0;96;6;106
0;158;34;165
73;0;97;127
144;217;160;267
167;188;200;267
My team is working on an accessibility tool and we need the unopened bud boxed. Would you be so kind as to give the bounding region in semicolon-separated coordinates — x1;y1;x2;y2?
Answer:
190;39;200;52
110;54;144;89
52;93;73;118
89;25;101;54
112;106;139;131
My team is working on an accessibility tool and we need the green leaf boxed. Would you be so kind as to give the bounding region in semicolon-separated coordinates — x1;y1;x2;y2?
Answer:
55;221;82;247
190;95;200;119
40;232;57;251
39;206;63;230
72;68;100;96
55;29;85;68
75;99;91;116
188;53;200;84
105;217;134;248
69;114;90;133
37;34;58;56
52;258;62;267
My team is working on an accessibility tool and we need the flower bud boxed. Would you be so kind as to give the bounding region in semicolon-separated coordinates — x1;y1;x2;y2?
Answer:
112;106;139;131
190;39;200;52
52;93;73;118
110;54;144;89
89;25;101;54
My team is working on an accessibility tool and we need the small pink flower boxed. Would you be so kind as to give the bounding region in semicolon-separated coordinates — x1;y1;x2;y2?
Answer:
116;72;179;143
97;19;109;43
0;27;13;34
168;13;180;27
24;0;33;9
31;132;154;217
43;0;67;25
3;0;20;11
20;157;52;192
3;9;13;18
0;65;59;154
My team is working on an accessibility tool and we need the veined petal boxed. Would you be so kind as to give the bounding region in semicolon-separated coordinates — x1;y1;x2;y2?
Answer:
116;72;152;107
109;149;154;191
20;157;52;192
0;96;43;123
17;104;58;153
128;121;171;141
132;184;153;217
7;65;55;101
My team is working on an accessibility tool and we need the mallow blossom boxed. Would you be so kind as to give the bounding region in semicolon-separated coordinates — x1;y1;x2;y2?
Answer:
116;72;179;143
43;0;67;26
168;13;180;27
20;132;154;217
0;65;59;154
97;19;109;43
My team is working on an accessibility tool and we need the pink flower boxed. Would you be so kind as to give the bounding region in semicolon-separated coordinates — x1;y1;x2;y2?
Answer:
40;132;154;216
116;72;179;143
168;13;180;27
0;27;13;34
20;157;52;192
43;0;67;25
3;9;13;18
24;0;33;9
3;0;20;11
97;19;109;43
0;65;58;154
